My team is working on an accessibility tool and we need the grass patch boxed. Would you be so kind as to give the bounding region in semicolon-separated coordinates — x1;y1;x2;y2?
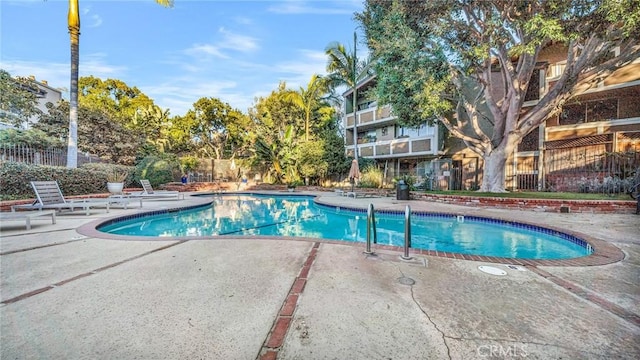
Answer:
422;190;632;201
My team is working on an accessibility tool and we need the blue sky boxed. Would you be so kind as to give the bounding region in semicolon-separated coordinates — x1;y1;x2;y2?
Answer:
1;0;365;116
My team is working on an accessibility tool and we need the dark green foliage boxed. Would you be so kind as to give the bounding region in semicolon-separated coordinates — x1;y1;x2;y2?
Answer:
134;155;181;187
394;174;417;191
0;162;112;200
35;100;144;165
0;129;65;149
358;157;376;171
81;163;135;187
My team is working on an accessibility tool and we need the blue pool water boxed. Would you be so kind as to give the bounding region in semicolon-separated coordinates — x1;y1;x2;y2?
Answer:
98;194;592;260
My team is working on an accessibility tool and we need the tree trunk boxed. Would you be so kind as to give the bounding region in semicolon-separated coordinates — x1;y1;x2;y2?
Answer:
66;0;80;168
479;147;508;192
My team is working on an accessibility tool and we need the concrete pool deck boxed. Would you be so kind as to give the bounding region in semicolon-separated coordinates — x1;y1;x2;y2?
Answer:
1;191;639;359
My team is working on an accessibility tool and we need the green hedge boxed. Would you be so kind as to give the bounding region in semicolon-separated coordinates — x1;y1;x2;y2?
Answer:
134;155;181;188
0;162;134;200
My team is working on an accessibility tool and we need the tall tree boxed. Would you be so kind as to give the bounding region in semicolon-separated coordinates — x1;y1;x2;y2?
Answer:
66;0;80;168
132;104;172;153
325;36;374;157
285;74;331;141
65;0;173;168
79;76;156;124
184;97;249;160
37;101;143;164
248;82;303;183
359;0;640;192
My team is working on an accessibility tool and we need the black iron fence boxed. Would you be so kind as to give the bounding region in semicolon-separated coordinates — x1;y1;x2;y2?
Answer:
544;148;639;194
0;144;103;167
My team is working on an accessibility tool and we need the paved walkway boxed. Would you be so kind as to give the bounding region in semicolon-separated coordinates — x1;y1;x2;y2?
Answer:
1;192;639;359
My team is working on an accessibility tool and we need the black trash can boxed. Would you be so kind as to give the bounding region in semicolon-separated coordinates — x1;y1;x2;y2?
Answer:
396;180;410;200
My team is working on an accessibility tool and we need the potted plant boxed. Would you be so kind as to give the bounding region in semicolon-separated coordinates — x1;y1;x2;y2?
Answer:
106;169;128;194
287;181;297;192
284;168;300;192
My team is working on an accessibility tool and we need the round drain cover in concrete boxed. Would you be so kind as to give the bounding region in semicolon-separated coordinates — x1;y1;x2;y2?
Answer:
397;276;415;285
478;265;507;276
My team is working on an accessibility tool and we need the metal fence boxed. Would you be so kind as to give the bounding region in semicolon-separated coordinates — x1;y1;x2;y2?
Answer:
544;148;639;194
0;144;103;167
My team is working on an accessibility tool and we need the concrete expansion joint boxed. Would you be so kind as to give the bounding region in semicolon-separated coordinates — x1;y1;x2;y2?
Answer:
0;238;86;256
529;266;640;328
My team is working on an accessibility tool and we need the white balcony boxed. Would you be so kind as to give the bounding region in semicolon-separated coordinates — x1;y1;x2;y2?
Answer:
345;134;438;159
344;104;395;130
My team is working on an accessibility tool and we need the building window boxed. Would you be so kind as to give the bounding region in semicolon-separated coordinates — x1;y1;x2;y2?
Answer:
559;98;619;125
357;100;377;111
518;127;539;151
395;123;434;138
524;68;541;102
587;99;618;122
547;61;566;79
358;130;377;143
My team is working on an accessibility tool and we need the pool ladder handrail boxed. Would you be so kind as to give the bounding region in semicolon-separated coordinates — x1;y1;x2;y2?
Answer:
365;203;377;254
401;205;412;260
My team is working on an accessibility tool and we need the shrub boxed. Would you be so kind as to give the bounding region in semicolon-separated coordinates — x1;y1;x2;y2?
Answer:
81;163;134;187
0;162;110;200
180;156;200;174
393;174;417;190
134;155;181;187
359;165;383;188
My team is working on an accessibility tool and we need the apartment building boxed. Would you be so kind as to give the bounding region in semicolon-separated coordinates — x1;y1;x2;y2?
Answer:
345;43;640;192
27;76;62;128
342;75;448;188
0;75;62;130
508;43;640;192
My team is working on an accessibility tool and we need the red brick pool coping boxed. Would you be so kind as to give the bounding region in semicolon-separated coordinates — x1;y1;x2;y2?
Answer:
411;193;637;214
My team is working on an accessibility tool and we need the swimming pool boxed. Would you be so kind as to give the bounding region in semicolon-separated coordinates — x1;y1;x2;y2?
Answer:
98;194;592;260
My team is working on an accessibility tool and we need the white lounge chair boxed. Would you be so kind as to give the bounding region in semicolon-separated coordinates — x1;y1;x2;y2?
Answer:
12;181;111;216
0;210;56;230
128;179;184;200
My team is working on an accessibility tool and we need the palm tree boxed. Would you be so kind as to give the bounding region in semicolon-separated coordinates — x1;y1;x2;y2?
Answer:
65;0;173;168
325;32;373;158
285;74;330;141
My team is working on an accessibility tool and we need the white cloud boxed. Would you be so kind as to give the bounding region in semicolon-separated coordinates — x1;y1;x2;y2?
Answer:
233;16;253;26
183;28;258;61
185;44;229;59
0;55;127;100
141;79;243;116
0;60;69;95
82;6;103;28
218;27;259;52
81;54;127;76
89;14;103;28
273;49;329;87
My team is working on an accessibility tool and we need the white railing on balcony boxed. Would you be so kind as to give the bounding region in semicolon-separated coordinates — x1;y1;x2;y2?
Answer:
345;104;394;128
346;134;438;159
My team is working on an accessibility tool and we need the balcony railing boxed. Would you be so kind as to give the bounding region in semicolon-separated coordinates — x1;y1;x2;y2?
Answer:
345;104;394;129
346;135;438;159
